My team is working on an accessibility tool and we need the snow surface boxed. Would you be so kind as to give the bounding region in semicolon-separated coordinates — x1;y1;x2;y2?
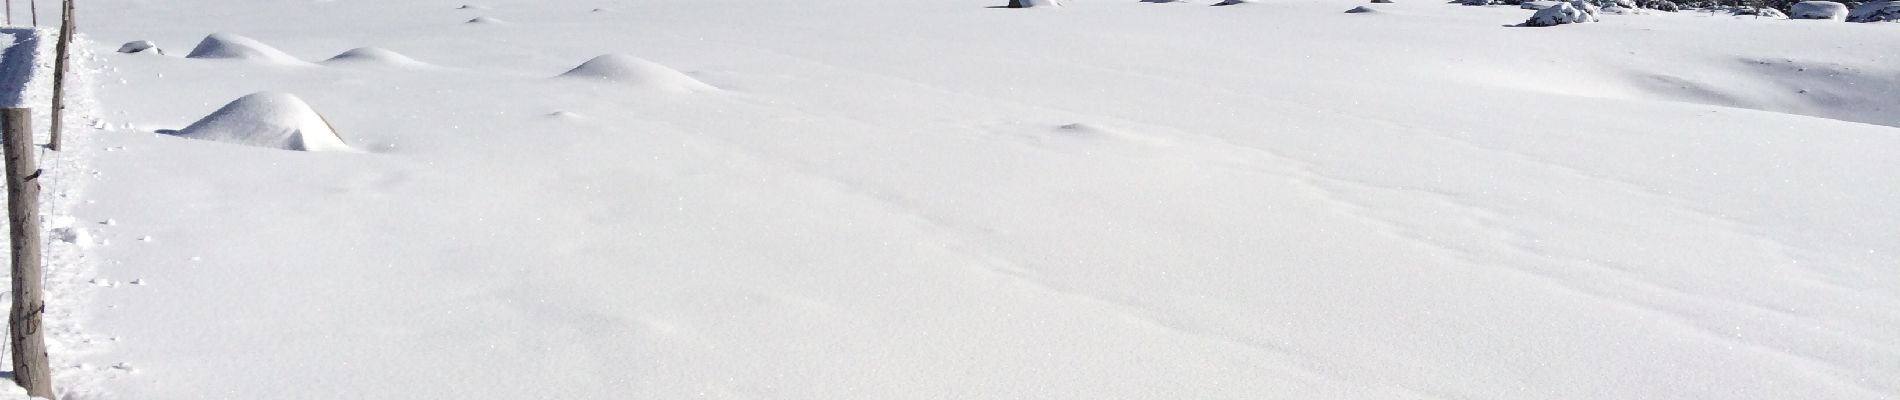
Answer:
7;0;1899;399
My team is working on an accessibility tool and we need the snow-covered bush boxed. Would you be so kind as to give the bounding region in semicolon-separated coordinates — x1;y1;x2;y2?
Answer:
1791;1;1850;18
1848;0;1900;21
1646;0;1681;11
1711;5;1790;16
1525;0;1601;25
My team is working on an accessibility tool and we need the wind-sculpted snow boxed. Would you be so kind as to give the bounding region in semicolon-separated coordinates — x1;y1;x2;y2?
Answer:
183;33;305;65
171;92;353;152
557;54;717;92
51;0;1900;399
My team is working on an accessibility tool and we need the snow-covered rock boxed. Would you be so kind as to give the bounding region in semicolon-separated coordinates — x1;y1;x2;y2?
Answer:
1213;0;1259;5
172;92;353;152
1008;0;1063;7
1847;0;1900;21
1790;1;1849;20
1372;0;1395;3
1522;1;1563;9
557;54;718;92
117;40;162;55
184;33;304;64
1525;1;1601;25
1346;5;1380;12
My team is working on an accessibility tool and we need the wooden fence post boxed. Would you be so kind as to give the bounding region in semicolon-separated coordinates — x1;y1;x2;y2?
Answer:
3;108;52;399
47;0;70;151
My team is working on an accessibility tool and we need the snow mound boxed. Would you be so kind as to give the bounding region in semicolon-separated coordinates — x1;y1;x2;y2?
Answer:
556;54;717;92
322;48;427;67
185;33;305;64
1008;0;1063;7
1791;1;1849;20
1213;0;1259;5
456;4;488;10
117;41;162;55
1522;1;1562;9
1346;5;1380;12
1372;0;1395;3
1525;1;1600;25
1848;1;1900;21
172;92;353;152
466;16;507;24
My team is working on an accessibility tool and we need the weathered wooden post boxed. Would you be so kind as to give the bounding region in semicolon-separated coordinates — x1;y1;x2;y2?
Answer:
48;0;70;151
3;108;52;399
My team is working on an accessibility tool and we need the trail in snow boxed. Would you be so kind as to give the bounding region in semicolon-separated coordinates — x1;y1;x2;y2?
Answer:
0;26;112;400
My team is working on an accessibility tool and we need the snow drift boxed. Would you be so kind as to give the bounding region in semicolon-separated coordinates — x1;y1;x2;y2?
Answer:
171;92;352;152
184;33;305;64
322;47;427;67
556;54;717;92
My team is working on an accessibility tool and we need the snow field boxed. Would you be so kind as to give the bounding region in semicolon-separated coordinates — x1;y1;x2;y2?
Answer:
10;0;1898;399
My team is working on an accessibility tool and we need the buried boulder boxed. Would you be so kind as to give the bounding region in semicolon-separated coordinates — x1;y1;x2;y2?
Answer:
170;92;353;152
117;41;163;55
556;54;717;92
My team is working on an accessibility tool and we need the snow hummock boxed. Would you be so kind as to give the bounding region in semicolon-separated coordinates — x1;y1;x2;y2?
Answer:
1525;1;1601;25
1213;0;1259;5
171;92;353;152
466;16;507;24
1346;5;1379;13
1791;1;1849;20
1847;0;1900;21
184;33;305;64
556;54;717;92
321;47;426;67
